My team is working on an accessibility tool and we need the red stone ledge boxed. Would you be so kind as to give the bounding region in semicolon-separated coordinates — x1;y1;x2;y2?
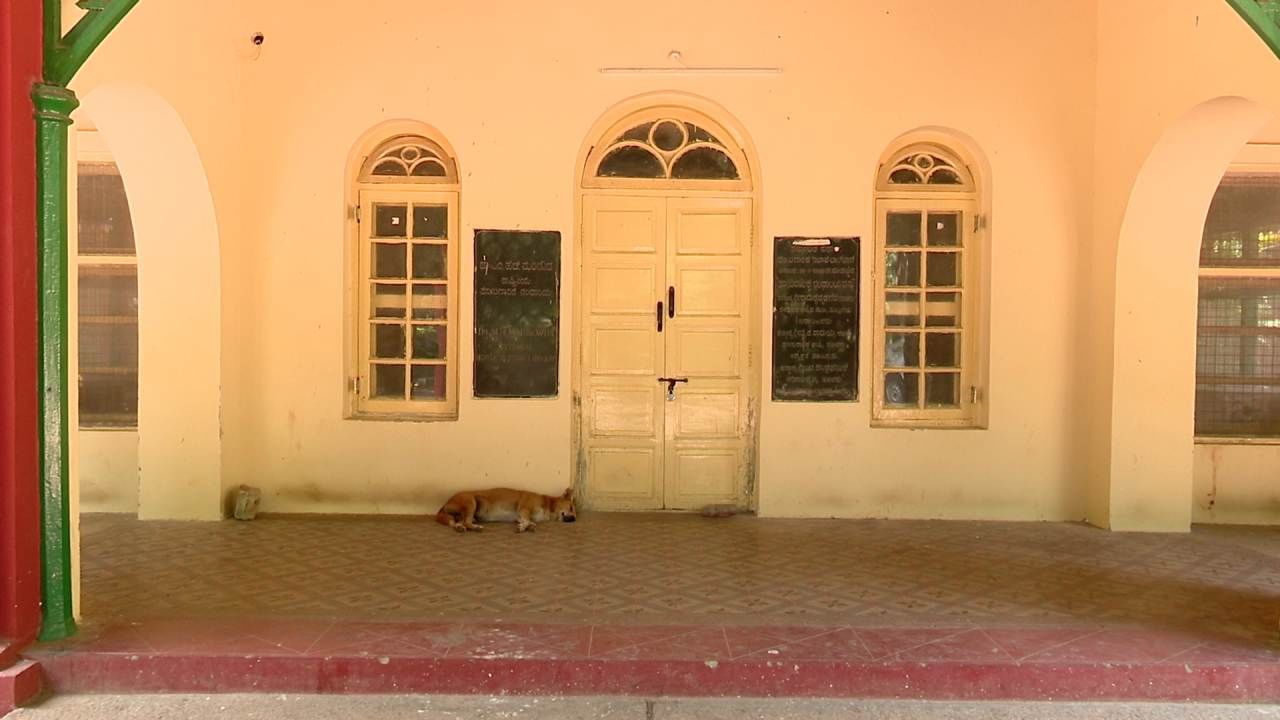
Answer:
0;659;42;716
27;653;1280;702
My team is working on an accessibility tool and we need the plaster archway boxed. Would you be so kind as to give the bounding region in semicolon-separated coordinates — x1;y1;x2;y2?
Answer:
78;82;222;522
1109;96;1271;531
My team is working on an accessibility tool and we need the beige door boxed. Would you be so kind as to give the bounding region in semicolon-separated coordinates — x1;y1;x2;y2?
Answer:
581;194;752;510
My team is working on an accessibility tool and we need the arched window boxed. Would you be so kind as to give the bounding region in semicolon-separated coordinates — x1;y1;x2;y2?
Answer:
583;109;750;190
351;131;460;419
1195;148;1280;438
872;141;984;427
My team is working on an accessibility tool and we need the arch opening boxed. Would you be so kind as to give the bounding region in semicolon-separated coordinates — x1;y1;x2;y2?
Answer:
1109;95;1273;531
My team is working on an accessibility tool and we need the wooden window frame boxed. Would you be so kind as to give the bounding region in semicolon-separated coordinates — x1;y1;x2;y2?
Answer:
1194;156;1280;444
872;143;984;429
352;188;460;420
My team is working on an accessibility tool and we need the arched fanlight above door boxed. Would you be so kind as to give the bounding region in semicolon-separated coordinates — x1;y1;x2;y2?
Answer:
360;135;458;184
583;108;751;190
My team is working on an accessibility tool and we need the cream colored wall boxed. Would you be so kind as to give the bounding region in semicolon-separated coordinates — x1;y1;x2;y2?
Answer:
67;0;1280;525
224;0;1095;519
1092;0;1280;531
1194;444;1280;524
77;431;138;513
71;0;244;520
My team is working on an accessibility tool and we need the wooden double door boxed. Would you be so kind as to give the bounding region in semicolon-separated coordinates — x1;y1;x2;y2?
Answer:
579;193;753;510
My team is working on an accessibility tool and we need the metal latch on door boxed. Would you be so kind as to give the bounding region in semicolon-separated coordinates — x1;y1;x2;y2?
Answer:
658;376;688;401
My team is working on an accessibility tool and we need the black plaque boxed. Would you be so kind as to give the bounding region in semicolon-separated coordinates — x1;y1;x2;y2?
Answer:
473;230;560;398
772;236;859;401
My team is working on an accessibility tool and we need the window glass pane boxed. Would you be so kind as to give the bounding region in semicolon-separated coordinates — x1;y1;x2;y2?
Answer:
926;252;960;287
670;147;739;180
372;364;406;398
79;268;138;317
410;160;447;177
925;333;959;368
928;168;962;185
79;322;138;368
79;372;138;426
413;206;448;238
651;120;685;152
1195;276;1280;436
598;146;665;178
885;252;921;287
374;204;408;238
412;325;446;359
373;243;407;279
884;372;920;407
885;291;920;327
412;284;448;320
927;213;960;247
1201;176;1280;268
925;373;960;407
887;213;921;247
889;168;922;184
372;324;405;359
885;332;919;368
78;265;138;427
925;292;960;327
617;122;654;143
411;365;447;400
372;283;407;318
77;164;136;255
412;245;447;279
372;159;407;176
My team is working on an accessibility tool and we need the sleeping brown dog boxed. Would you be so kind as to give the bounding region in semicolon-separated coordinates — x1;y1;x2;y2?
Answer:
435;487;577;533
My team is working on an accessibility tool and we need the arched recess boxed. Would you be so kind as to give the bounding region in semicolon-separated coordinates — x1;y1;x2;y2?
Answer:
78;82;223;522
1109;96;1271;532
572;92;762;512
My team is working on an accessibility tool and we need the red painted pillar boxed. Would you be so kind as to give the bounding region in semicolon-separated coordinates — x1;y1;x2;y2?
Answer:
0;0;44;651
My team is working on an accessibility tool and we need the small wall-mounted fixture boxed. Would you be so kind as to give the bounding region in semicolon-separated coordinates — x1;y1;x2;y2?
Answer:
601;49;781;76
251;32;265;46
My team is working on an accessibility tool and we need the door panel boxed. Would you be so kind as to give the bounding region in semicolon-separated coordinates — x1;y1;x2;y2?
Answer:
673;389;740;438
670;450;741;502
662;197;751;510
581;196;666;510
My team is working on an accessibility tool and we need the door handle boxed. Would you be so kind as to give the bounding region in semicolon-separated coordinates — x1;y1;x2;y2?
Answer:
657;376;689;400
668;286;675;318
656;301;664;332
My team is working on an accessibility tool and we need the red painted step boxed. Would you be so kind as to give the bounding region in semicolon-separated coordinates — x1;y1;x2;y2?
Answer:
27;618;1280;702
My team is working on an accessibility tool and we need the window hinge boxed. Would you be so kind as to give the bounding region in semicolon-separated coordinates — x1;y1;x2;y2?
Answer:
969;385;980;404
973;214;987;233
353;203;361;223
351;376;361;395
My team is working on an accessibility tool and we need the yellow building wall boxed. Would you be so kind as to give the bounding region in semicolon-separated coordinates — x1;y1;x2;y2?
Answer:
1194;444;1280;524
65;0;1280;526
1092;0;1280;530
77;431;138;513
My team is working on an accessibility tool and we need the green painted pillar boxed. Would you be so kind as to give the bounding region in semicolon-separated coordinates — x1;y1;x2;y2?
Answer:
32;82;79;642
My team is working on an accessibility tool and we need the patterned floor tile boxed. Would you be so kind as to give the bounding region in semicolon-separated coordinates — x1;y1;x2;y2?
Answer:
76;513;1280;649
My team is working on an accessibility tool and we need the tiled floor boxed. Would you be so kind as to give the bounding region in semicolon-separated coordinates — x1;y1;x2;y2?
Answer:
77;512;1280;631
30;513;1280;700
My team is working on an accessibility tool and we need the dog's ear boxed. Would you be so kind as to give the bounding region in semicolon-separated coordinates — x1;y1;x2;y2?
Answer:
562;487;574;499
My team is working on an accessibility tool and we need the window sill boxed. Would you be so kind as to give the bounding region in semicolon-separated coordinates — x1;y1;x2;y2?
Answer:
79;425;138;432
347;411;458;423
1194;436;1280;446
870;418;985;430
